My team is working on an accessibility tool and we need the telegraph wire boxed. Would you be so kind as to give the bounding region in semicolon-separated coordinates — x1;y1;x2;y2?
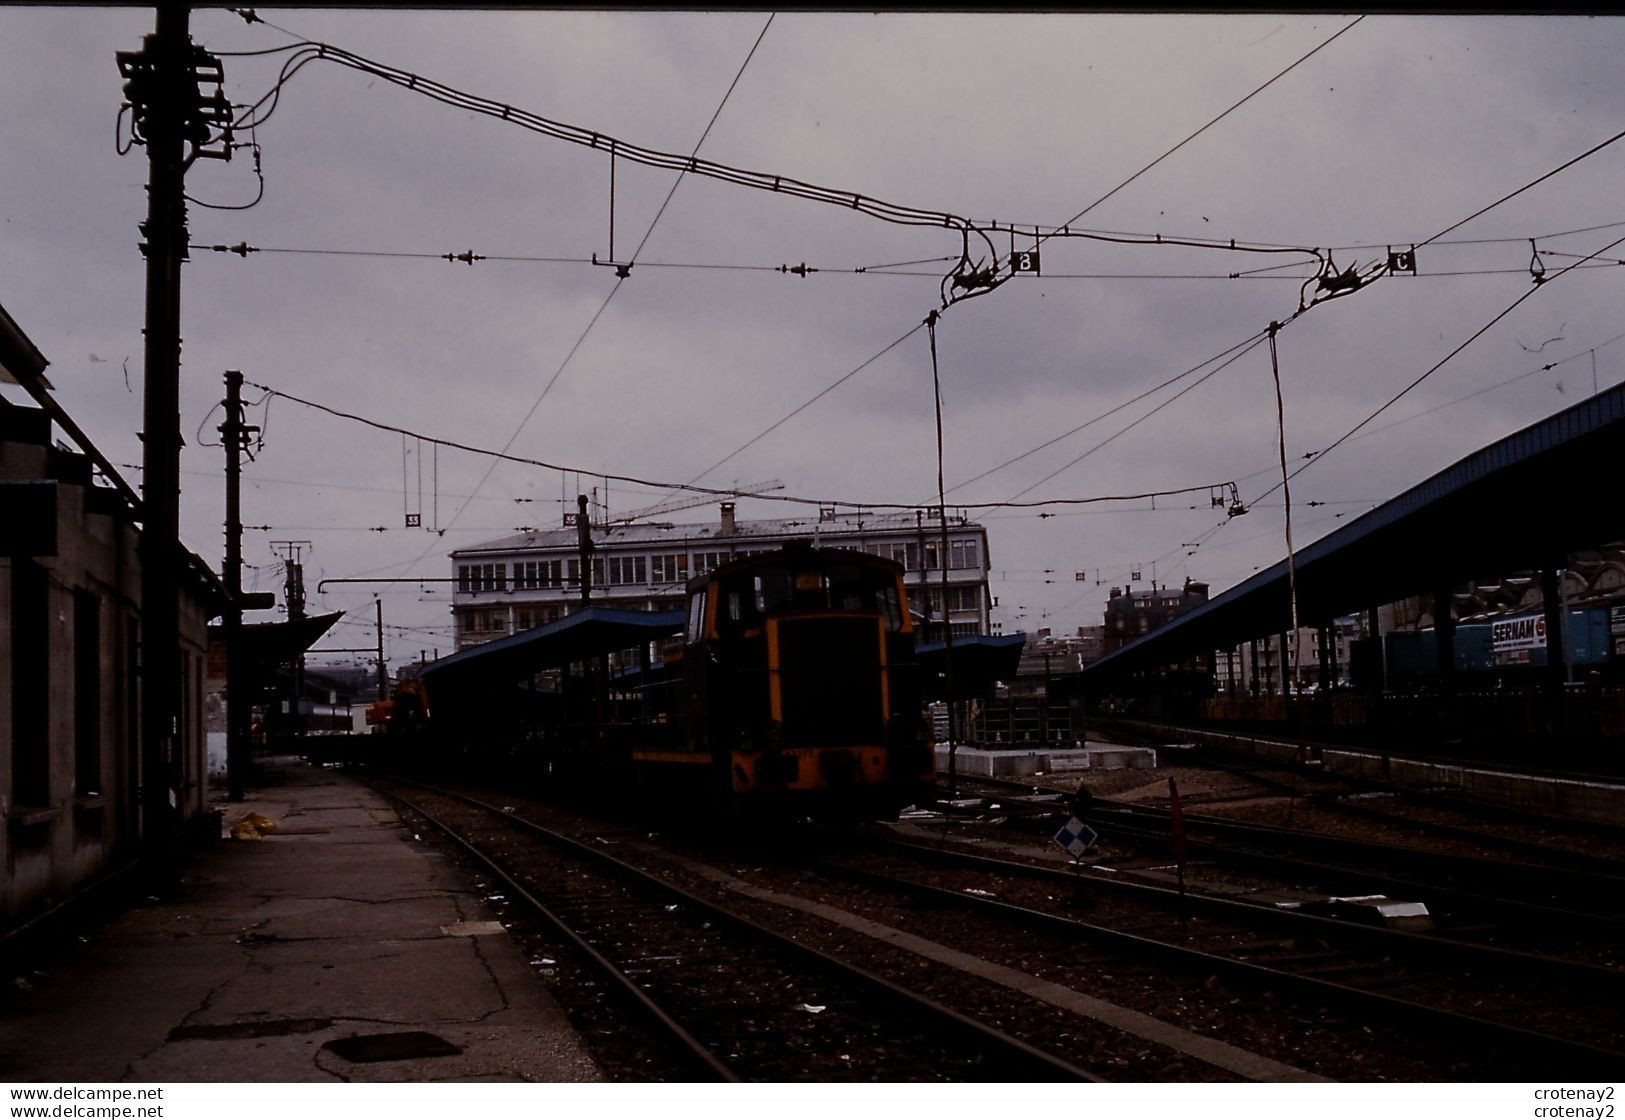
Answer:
1045;16;1365;235
213;30;1335;303
1420;126;1625;248
940;328;1271;500
623;13;774;267
1001;333;1273;505
210;18;1625;307
1250;229;1625;508
1086;138;1625;566
1351;328;1625;442
239;375;1242;516
198;240;1625;284
375;15;774;582
684;320;926;485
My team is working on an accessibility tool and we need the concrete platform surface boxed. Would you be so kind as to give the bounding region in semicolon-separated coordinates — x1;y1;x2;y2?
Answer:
0;763;602;1083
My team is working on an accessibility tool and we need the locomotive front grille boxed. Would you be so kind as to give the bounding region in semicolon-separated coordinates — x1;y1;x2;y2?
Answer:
768;615;885;748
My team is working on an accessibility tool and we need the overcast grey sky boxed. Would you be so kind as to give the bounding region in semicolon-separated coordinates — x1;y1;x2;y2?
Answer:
4;10;1622;668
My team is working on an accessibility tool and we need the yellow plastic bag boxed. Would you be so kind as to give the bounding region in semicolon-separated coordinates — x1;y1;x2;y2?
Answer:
230;811;279;841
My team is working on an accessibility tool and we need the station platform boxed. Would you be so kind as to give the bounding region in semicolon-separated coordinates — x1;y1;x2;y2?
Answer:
935;741;1157;779
1106;720;1625;826
0;761;602;1083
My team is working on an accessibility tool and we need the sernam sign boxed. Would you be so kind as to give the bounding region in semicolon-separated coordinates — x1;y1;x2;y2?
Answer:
1491;615;1546;652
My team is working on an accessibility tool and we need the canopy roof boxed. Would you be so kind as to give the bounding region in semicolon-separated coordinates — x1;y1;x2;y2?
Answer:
918;632;1027;698
420;606;684;687
1078;382;1625;684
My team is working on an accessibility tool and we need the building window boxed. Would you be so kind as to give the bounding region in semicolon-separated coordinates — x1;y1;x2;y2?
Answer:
11;559;49;806
604;555;647;586
887;542;919;571
513;559;567;590
458;562;506;593
650;553;689;584
950;539;979;570
924;585;981;614
74;589;101;796
694;551;729;574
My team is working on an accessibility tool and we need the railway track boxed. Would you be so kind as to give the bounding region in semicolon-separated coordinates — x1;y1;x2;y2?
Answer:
371;777;1097;1082
951;772;1625;950
1096;721;1625;841
797;833;1625;1079
1159;744;1625;867
367;770;1625;1080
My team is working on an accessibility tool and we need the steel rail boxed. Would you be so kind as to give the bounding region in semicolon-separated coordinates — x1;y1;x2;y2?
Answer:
808;846;1625;1077
1086;797;1625;911
947;774;1625;935
378;786;739;1082
382;777;1100;1082
870;831;1625;994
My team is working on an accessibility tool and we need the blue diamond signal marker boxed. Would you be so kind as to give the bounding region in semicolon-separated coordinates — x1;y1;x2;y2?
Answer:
1054;816;1097;858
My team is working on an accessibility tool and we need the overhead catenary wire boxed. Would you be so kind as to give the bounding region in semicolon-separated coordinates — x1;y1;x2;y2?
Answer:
372;15;775;582
1101;139;1625;581
684;321;925;485
206;8;1625;624
238;375;1240;516
1250;229;1625;509
1000;332;1273;505
940;327;1271;501
213;29;1358;303
927;96;1625;511
1043;16;1365;237
198;238;1625;286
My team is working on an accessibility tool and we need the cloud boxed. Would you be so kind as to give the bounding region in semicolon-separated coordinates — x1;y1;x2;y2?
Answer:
6;10;1624;653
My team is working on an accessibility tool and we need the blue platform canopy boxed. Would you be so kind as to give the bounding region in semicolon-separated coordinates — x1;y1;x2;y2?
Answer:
918;632;1027;698
420;606;685;688
1077;383;1625;684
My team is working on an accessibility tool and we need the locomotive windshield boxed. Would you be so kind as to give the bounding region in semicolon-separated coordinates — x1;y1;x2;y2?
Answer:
712;560;903;636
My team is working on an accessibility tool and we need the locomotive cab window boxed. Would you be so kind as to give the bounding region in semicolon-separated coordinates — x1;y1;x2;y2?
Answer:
708;555;908;637
686;588;707;643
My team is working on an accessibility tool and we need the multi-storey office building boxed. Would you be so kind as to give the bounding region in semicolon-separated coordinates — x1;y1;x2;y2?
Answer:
449;503;991;651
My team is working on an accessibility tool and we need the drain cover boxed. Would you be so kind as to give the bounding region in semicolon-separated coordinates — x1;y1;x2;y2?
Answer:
169;1018;333;1041
321;1031;463;1063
